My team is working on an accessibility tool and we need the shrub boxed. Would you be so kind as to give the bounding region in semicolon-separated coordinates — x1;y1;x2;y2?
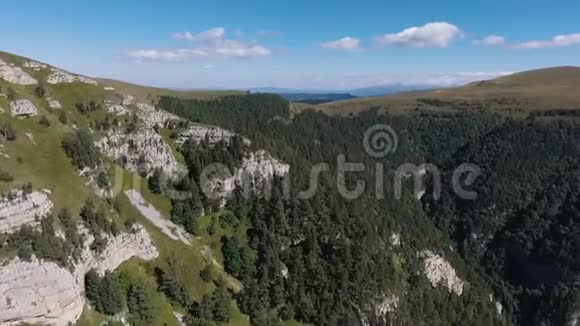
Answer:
96;170;109;189
0;120;16;141
35;86;45;98
0;171;14;182
39;116;51;127
58;112;68;124
62;130;100;169
75;100;101;114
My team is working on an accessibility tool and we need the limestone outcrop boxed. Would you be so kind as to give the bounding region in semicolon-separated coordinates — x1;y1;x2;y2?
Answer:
203;149;290;199
78;225;159;273
0;258;84;326
420;250;465;296
0;225;158;326
22;61;47;71
135;103;180;127
47;97;62;109
46;69;97;85
10;99;38;117
391;233;401;246
374;293;399;317
0;190;53;234
95;128;181;177
0;59;37;85
106;103;130;116
175;123;249;146
122;95;135;106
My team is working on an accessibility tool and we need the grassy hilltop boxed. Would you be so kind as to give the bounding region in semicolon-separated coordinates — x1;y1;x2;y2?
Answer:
314;66;580;115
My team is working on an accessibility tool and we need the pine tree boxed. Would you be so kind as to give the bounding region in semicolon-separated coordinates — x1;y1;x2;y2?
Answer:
148;168;163;193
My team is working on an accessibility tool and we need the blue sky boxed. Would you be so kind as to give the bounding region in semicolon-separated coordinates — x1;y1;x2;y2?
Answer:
2;0;580;89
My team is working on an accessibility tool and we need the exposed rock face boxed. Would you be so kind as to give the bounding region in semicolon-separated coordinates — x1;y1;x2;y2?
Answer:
203;149;290;199
569;313;580;326
135;103;180;127
173;311;187;326
0;144;9;158
0;190;53;233
103;86;115;91
489;294;503;316
0;258;84;326
47;97;62;109
391;233;401;246
0;225;158;326
122;95;135;106
95;128;181;177
420;250;465;296
107;103;130;116
46;69;97;85
79;225;159;273
10;99;38;117
175;123;250;146
124;189;191;245
237;149;290;188
374;293;399;319
23;61;47;71
100;104;287;201
0;59;37;85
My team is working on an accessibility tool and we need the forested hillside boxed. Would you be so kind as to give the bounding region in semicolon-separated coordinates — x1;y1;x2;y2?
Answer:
160;94;580;326
2;50;580;326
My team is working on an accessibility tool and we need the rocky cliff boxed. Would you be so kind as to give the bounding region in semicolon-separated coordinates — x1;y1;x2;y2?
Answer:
0;225;158;326
0;59;37;85
10;99;38;117
203;149;290;199
95;128;182;177
0;190;53;234
420;250;465;296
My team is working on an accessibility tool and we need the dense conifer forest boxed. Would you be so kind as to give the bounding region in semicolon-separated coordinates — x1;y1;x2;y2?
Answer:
155;93;580;325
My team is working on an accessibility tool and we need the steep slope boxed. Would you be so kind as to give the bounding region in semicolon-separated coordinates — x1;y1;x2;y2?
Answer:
0;51;292;326
7;50;578;326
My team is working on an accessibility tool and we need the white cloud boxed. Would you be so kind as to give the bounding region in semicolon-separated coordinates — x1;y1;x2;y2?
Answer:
256;71;514;90
473;34;506;46
376;22;462;48
213;40;271;58
352;71;513;87
131;27;272;61
511;33;580;49
128;49;208;61
320;37;362;51
511;40;551;49
172;27;225;42
554;33;580;46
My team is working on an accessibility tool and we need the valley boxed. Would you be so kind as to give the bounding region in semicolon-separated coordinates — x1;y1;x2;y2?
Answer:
1;49;580;326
